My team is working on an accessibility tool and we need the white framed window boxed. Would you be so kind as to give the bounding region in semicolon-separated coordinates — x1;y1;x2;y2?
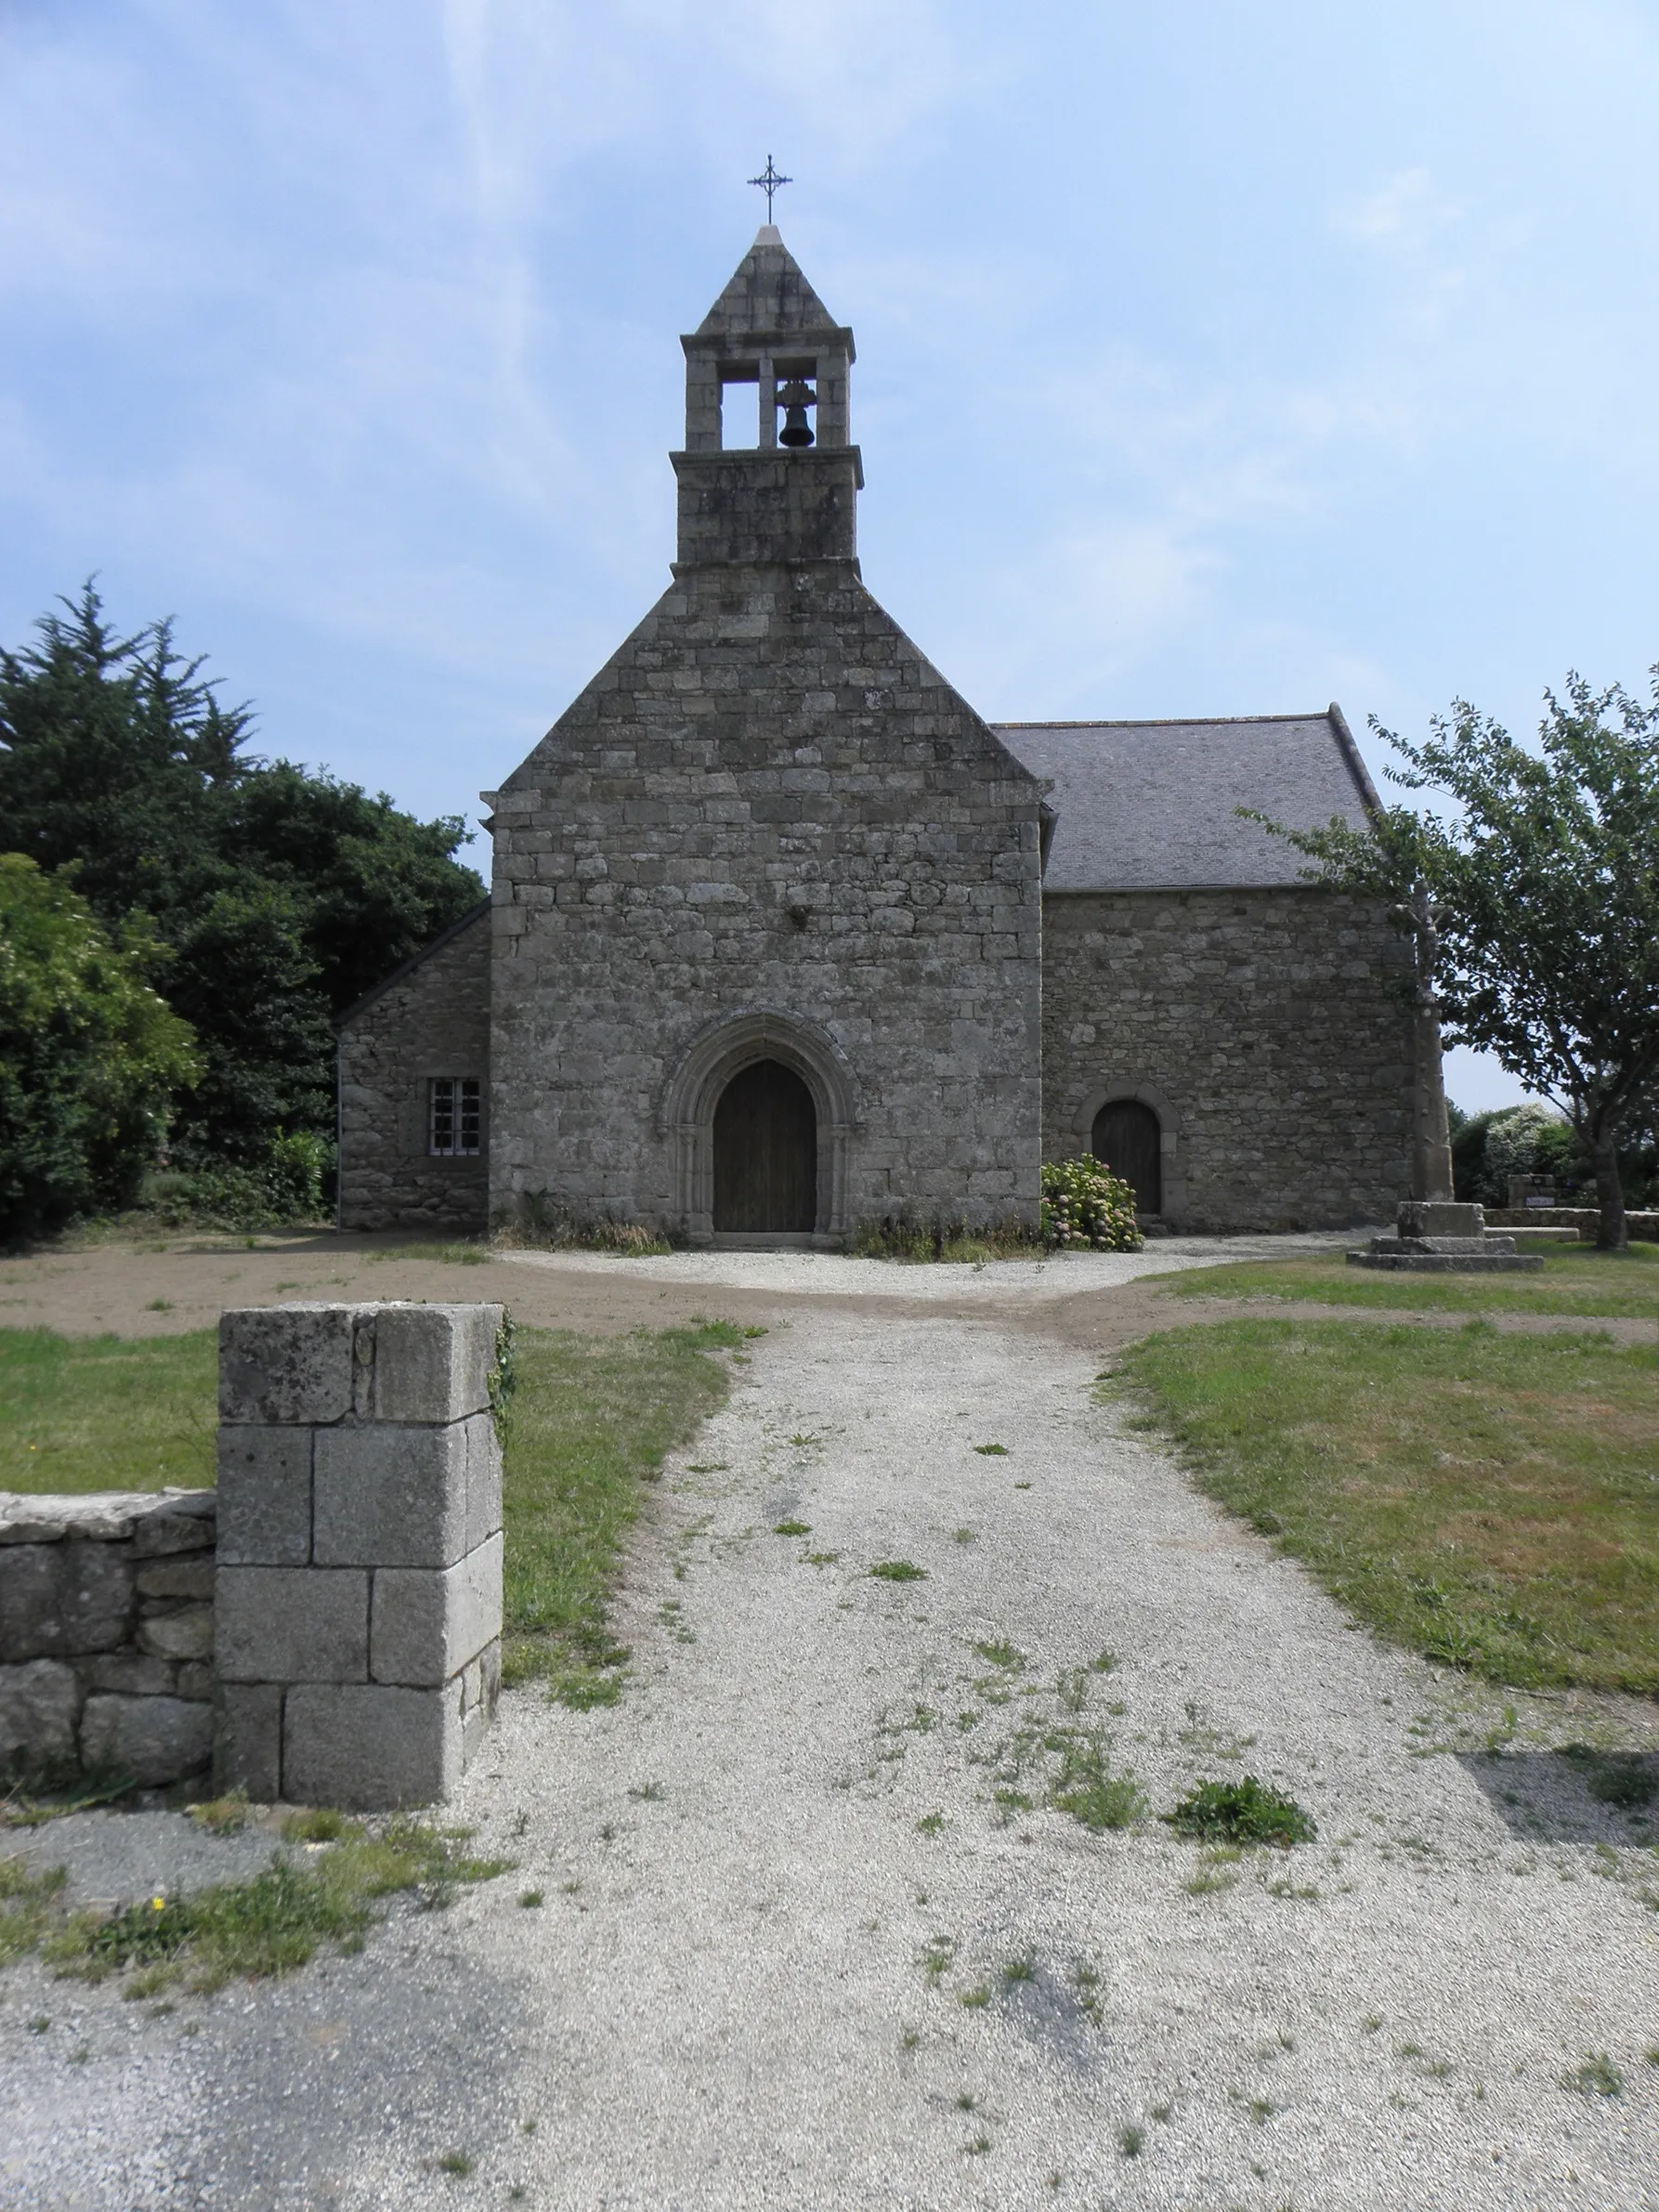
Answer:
429;1077;481;1158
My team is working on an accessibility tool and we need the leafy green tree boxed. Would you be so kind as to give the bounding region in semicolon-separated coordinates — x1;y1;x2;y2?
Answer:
0;583;485;1172
1256;674;1659;1250
0;856;201;1240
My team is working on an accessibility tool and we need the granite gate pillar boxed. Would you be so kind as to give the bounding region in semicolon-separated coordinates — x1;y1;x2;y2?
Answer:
213;1302;504;1810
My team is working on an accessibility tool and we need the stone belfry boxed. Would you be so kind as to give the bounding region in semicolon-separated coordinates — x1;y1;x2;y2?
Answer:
673;224;861;569
477;226;1046;1246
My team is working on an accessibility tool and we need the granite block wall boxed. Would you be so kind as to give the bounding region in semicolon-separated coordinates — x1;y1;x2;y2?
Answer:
1042;887;1414;1230
0;1488;216;1790
487;561;1046;1239
336;905;490;1235
215;1302;504;1811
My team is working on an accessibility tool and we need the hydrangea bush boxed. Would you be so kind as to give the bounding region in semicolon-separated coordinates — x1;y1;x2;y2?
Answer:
1039;1158;1143;1252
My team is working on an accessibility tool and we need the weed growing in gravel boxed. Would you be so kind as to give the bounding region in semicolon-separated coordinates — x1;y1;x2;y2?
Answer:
773;1519;812;1537
1091;1650;1118;1674
1563;2053;1625;2096
281;1807;350;1843
1001;1951;1037;1983
953;1526;978;1544
973;1443;1008;1456
803;1551;841;1566
1185;1846;1240;1897
869;1560;927;1582
917;1812;945;1836
518;1891;543;1908
187;1794;251;1836
917;1934;958;1985
1071;1959;1104;2023
964;2133;992;2155
0;1859;66;1961
1050;1736;1146;1832
1166;1777;1316;1847
13;1822;507;1996
1178;1700;1257;1760
958;1983;992;2009
436;2151;474;2176
1118;2124;1144;2158
974;1640;1025;1670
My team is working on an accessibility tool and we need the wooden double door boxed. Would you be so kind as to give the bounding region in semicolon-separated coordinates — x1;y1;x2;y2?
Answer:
712;1059;817;1233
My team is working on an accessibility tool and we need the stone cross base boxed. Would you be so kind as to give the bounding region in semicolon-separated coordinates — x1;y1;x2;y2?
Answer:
1349;1200;1543;1274
214;1302;504;1811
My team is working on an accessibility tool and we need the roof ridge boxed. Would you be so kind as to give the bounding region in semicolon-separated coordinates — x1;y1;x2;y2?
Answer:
991;712;1331;730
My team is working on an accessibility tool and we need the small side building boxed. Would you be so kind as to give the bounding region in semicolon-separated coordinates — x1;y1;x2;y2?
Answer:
336;901;490;1233
1000;712;1412;1230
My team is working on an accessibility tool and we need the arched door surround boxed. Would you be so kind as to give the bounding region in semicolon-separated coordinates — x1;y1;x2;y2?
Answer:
1091;1097;1162;1216
658;1007;857;1246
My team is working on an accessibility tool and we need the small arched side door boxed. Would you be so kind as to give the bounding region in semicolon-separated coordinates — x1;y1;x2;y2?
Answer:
1091;1099;1161;1216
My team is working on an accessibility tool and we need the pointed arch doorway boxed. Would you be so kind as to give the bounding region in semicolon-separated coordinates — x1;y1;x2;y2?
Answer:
659;1008;858;1247
712;1059;817;1233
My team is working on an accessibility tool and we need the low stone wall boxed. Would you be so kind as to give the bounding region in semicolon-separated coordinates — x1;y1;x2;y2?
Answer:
1;1301;505;1813
1484;1207;1659;1243
0;1488;216;1790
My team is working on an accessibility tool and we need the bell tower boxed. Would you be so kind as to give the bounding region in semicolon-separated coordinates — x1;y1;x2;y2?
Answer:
673;226;863;571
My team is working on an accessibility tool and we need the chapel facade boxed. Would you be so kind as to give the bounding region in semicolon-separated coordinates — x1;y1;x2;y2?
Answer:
337;230;1414;1241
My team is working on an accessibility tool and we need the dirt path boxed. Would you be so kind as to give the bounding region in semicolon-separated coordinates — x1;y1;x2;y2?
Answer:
6;1227;1649;1358
6;1302;1654;2209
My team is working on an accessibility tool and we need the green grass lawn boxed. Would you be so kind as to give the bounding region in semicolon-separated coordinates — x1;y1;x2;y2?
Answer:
0;1329;218;1492
0;1318;739;1708
499;1321;740;1702
1112;1317;1659;1694
1165;1240;1659;1320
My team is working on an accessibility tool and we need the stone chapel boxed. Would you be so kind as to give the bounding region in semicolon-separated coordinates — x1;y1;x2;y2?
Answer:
336;228;1414;1242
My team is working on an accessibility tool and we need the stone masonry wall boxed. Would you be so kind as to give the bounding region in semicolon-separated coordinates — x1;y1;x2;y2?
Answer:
215;1302;503;1812
1042;887;1414;1230
0;1488;216;1791
489;561;1046;1236
337;905;490;1235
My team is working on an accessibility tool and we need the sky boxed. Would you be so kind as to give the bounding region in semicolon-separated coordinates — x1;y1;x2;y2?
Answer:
4;0;1657;1113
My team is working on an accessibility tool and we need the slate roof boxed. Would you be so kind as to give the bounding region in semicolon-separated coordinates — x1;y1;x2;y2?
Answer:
994;709;1380;892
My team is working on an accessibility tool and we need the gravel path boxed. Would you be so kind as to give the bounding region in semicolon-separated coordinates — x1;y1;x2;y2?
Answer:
4;1302;1656;2209
496;1231;1358;1305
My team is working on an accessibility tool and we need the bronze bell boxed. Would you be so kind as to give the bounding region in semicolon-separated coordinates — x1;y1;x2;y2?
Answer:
777;377;816;447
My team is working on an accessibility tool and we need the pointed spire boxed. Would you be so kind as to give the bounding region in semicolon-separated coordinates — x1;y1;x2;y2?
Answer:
694;229;845;344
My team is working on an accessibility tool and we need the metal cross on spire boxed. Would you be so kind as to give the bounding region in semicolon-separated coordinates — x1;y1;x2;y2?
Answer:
748;155;791;222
